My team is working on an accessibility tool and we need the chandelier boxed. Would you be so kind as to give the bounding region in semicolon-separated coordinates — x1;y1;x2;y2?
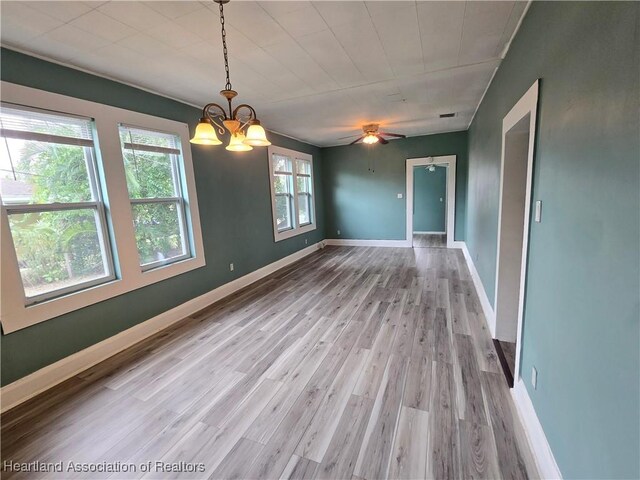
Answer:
190;0;270;151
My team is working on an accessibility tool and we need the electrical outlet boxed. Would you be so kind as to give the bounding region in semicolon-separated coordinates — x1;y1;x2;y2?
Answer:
337;229;341;236
397;193;403;199
229;263;234;272
439;197;443;202
305;239;308;245
531;366;538;389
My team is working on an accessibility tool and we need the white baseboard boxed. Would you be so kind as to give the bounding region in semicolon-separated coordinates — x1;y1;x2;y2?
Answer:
0;242;323;413
512;379;562;479
325;239;411;248
413;231;446;234
459;242;496;336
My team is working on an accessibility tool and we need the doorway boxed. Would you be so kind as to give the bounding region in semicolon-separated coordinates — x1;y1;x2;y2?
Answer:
406;155;456;248
493;81;539;387
412;164;447;247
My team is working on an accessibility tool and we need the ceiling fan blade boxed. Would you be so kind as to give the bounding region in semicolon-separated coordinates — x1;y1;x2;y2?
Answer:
337;133;362;140
379;132;406;138
377;135;389;144
349;135;365;145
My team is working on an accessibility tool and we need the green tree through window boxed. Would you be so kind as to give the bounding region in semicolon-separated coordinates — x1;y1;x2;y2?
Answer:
0;105;112;300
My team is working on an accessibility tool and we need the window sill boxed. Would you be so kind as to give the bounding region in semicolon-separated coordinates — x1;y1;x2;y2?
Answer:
273;222;316;242
1;253;206;334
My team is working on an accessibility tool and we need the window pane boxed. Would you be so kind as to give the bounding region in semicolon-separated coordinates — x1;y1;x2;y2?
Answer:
132;202;187;266
119;126;181;200
273;154;292;173
0;138;93;204
8;209;110;299
296;159;311;175
119;127;179;150
275;194;293;231
1;105;93;141
122;149;176;199
274;172;292;195
298;193;311;225
296;175;311;194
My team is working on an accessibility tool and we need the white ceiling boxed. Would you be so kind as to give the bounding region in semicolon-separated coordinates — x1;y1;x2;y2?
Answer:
0;1;528;146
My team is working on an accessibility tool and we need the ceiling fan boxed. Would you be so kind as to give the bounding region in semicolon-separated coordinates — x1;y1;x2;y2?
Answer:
348;123;406;145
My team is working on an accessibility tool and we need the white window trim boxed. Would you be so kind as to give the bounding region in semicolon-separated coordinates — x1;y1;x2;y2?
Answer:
0;81;205;334
267;145;316;242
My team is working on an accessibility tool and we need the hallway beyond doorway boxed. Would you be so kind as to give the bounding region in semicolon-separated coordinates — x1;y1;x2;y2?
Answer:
413;233;446;248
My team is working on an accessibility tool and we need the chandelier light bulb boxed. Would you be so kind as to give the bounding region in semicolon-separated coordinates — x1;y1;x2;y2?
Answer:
244;121;271;146
363;134;379;144
226;132;253;151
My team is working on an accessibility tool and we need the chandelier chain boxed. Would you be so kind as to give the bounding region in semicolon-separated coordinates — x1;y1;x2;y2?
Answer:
219;2;232;91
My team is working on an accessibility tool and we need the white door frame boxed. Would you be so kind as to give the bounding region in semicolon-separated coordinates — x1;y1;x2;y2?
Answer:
406;155;456;248
494;80;539;384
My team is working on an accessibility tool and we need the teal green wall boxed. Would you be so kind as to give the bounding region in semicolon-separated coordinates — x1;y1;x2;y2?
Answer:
466;3;639;478
413;166;446;233
322;132;467;240
0;48;325;386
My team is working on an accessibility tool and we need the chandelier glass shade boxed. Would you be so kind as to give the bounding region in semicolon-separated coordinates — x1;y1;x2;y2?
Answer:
245;121;271;146
191;118;222;145
190;0;271;150
226;131;253;151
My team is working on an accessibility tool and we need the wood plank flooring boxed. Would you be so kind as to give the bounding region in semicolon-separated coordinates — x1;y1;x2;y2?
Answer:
1;246;538;480
413;234;446;248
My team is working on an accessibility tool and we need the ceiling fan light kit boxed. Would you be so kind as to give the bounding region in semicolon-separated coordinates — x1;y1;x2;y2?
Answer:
190;0;271;150
349;123;406;146
363;134;379;144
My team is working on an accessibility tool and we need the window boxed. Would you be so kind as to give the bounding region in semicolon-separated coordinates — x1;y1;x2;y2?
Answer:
0;104;114;304
268;146;315;241
119;126;191;270
0;81;205;333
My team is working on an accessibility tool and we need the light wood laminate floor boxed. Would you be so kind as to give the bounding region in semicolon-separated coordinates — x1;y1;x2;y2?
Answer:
1;246;537;480
413;234;446;248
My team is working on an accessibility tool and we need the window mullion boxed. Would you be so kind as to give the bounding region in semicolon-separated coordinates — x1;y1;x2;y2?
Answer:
95;118;139;283
294;171;304;230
